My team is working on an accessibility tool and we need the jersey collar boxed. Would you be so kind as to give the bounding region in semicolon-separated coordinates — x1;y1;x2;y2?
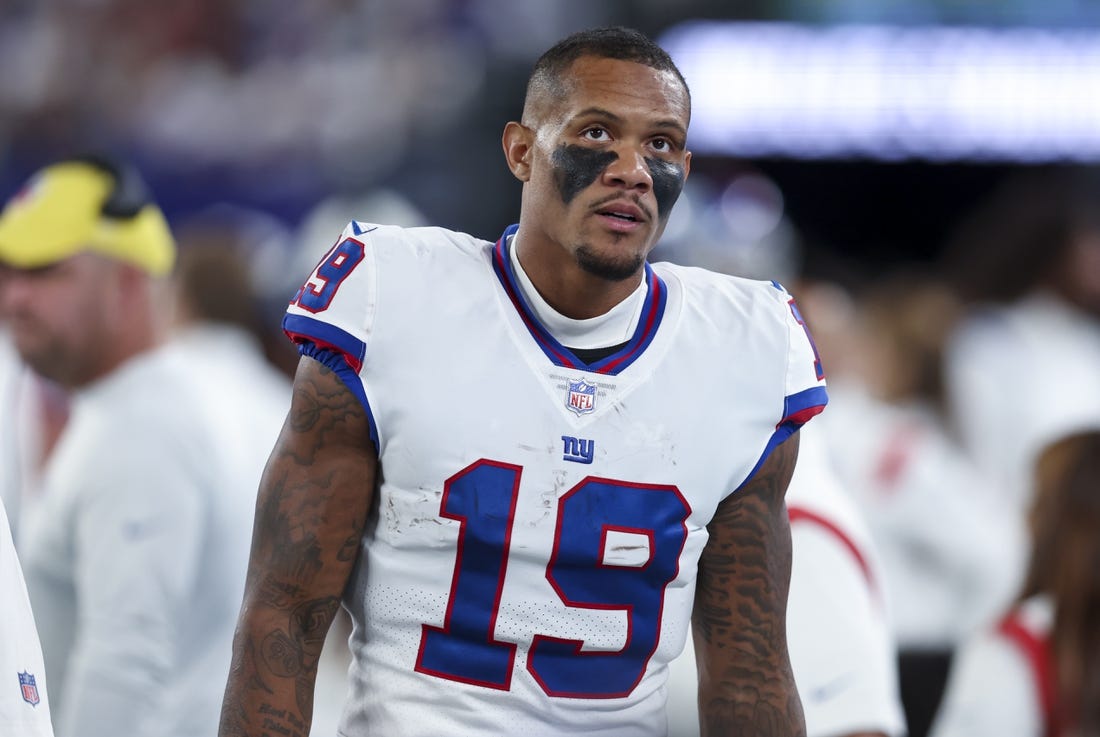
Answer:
491;224;667;376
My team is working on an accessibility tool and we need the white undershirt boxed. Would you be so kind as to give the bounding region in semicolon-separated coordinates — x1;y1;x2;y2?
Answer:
508;234;647;350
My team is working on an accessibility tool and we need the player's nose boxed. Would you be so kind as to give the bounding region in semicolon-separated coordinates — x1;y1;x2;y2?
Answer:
602;145;652;191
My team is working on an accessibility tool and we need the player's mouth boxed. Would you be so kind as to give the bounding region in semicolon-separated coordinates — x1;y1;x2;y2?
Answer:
594;201;647;232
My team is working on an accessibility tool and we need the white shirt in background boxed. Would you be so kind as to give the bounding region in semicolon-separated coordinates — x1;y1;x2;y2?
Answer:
946;292;1100;515
18;335;284;737
929;596;1052;737
0;497;55;737
817;380;1024;650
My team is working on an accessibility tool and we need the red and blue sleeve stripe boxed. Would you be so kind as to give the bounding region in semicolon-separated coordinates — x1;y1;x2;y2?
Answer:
735;386;828;493
282;314;378;451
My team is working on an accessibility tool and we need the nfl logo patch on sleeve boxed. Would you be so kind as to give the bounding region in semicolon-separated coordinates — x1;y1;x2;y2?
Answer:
18;671;40;706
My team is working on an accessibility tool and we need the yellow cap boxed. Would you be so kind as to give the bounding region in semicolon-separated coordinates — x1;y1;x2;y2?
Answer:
0;160;176;276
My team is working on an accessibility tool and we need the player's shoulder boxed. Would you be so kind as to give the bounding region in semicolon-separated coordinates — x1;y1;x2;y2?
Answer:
654;260;795;322
656;259;792;297
343;220;492;261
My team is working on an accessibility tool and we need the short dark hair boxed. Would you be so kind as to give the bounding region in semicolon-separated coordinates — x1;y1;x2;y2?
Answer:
523;26;690;122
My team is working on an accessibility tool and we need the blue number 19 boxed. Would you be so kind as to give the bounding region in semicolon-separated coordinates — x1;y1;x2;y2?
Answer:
291;238;365;313
415;459;690;699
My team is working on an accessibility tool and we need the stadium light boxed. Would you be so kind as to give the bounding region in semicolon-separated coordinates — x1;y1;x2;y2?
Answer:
660;21;1100;161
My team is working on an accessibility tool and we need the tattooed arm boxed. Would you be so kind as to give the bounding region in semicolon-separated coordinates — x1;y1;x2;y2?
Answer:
693;432;806;737
219;356;376;737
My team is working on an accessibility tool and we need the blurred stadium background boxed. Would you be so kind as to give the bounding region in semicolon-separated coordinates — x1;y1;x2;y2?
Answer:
3;0;1099;296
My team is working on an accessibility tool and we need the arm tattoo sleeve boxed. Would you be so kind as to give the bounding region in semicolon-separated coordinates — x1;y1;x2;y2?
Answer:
694;432;806;737
220;357;375;737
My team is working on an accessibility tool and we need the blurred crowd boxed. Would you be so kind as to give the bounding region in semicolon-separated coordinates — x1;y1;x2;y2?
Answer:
5;0;1097;236
0;0;625;235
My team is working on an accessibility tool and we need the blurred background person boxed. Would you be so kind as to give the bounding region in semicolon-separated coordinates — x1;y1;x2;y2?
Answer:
666;422;907;737
167;205;293;406
935;170;1100;734
0;495;55;737
813;270;1024;737
0;156;261;737
930;428;1100;737
943;169;1100;518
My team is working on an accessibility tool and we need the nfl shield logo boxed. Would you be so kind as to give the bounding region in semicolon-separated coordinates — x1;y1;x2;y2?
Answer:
18;671;40;707
566;378;597;415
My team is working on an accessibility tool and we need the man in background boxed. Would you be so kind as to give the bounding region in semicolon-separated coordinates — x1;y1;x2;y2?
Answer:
0;156;267;737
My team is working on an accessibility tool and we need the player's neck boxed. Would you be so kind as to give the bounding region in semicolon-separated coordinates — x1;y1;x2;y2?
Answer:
509;235;646;348
513;239;644;321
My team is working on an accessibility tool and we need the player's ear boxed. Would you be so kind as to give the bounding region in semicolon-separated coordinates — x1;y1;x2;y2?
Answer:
502;122;534;182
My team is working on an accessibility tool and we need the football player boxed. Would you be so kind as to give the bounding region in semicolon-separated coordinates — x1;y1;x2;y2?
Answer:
220;26;827;737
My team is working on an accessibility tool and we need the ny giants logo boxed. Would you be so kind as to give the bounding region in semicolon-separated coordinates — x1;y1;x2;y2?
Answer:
561;435;595;464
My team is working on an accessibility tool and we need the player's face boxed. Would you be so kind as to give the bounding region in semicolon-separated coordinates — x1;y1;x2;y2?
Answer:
520;56;691;282
0;253;122;387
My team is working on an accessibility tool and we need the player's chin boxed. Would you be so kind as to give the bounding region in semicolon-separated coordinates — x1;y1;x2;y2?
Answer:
574;244;646;282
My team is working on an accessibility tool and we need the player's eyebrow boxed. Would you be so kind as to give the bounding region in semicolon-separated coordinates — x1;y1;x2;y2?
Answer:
573;107;688;138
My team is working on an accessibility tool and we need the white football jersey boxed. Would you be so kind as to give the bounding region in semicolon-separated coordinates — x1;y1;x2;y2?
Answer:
283;223;827;737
